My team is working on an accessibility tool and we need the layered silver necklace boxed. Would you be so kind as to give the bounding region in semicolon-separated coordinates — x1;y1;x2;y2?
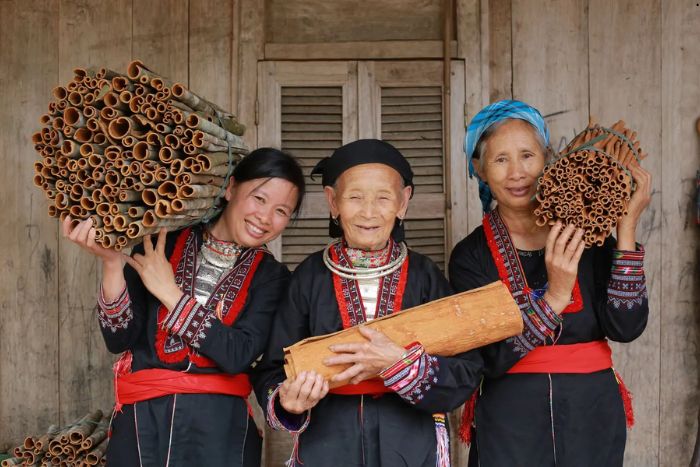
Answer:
322;239;408;280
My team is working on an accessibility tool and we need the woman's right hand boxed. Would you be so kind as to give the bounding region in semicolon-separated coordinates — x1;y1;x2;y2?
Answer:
544;222;585;314
62;216;124;266
278;371;329;414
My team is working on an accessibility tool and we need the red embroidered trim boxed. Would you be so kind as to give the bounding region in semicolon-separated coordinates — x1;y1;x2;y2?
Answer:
190;250;264;368
330;239;409;330
154;228;265;367
155;228;192;364
482;212;583;314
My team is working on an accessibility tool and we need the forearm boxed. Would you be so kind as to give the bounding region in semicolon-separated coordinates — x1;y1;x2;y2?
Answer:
101;259;127;303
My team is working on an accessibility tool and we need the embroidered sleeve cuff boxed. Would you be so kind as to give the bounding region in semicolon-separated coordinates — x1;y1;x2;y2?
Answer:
266;384;310;433
608;246;648;310
380;343;439;404
161;294;215;349
96;284;133;332
514;296;563;351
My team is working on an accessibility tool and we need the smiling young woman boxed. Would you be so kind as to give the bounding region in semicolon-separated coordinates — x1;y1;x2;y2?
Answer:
63;147;305;467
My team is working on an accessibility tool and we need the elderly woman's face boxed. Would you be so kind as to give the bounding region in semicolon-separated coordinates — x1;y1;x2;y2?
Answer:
324;163;412;250
475;119;546;212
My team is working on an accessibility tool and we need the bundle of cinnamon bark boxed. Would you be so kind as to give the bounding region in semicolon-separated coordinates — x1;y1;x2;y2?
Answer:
32;60;248;250
534;119;648;247
1;410;109;467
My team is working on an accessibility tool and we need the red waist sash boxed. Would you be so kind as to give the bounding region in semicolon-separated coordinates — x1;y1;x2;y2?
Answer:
116;369;252;405
329;378;390;396
507;340;613;374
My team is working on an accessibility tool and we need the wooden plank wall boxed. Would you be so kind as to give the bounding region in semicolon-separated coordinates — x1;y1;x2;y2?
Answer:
473;0;699;465
0;1;697;465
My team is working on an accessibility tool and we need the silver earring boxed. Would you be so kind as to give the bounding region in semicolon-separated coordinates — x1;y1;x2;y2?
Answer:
332;216;339;226
398;217;404;226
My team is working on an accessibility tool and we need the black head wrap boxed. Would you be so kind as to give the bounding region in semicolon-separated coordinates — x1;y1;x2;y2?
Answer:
311;139;414;241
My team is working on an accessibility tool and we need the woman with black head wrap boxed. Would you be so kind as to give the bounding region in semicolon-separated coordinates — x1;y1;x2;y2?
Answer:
253;139;558;466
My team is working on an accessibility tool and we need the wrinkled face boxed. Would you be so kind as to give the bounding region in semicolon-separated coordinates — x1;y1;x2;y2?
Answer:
475;119;547;212
213;177;299;247
325;163;412;251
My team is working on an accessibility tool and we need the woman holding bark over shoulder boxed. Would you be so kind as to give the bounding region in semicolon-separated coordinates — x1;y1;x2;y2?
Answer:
449;100;652;466
62;148;305;467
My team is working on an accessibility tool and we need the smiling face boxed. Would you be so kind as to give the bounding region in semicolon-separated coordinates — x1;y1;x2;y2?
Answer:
475;119;547;213
324;163;412;251
211;177;299;247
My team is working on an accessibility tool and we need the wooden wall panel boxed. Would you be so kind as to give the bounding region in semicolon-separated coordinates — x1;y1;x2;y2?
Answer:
660;0;700;464
132;0;189;85
0;0;60;446
512;0;588;153
486;0;512;102
265;0;444;43
589;0;663;464
189;0;234;112
56;0;132;426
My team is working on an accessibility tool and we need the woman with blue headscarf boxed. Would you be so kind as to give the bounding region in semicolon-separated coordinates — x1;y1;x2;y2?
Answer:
449;100;652;466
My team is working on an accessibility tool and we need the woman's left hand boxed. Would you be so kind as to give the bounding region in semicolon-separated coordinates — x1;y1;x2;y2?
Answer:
617;160;652;250
125;228;183;310
324;326;405;385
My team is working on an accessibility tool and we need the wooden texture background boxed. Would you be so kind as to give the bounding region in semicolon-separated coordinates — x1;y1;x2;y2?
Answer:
0;1;697;465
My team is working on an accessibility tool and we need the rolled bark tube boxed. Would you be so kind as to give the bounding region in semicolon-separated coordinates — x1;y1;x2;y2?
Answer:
67;91;83;107
92;167;106;184
80;197;96;211
183;143;198;155
86;117;100;132
140;171;157;186
52;116;65;130
59;210;70;222
104;145;120;161
100;106;123;121
197;164;230;176
177;173;225;186
53;86;68;100
157;181;178;199
164;133;181;149
84;92;97;105
100;233;118;248
156;89;172;102
128;161;142;176
155;166;170;182
185;112;245;146
177;184;221;199
196;152;234;168
144;106;161;122
171;83;227;117
128;222;160;240
69;204;86;219
76;157;89;170
87;154;105;168
109;203;133;216
32;131;43;144
155;199;171;217
132;141;157;161
33;173;45;187
155;122;173;134
122;135;136;148
127;206;147;218
113;214;130;232
61;140;80;158
171;197;216;212
74;127;93;143
57;99;68;111
141;188;158;206
105;169;121;186
120;175;136;189
112;76;134;92
109;116;142;140
54;192;69;209
103;91;128;111
129;95;144;114
96;202;111;217
146;131;165;146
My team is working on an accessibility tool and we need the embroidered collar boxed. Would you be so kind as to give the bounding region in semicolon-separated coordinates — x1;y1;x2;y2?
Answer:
345;241;391;268
483;209;582;314
330;239;409;328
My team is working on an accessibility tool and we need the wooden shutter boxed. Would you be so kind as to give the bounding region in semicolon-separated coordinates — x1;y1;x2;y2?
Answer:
258;61;358;268
359;61;466;270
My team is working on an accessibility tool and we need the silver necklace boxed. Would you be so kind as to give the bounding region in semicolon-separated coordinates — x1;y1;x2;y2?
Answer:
200;230;243;269
322;239;408;280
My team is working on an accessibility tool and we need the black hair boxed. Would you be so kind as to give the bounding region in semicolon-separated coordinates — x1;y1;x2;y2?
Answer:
232;147;306;215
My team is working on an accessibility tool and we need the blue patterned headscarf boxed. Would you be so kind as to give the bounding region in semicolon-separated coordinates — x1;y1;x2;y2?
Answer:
465;99;550;212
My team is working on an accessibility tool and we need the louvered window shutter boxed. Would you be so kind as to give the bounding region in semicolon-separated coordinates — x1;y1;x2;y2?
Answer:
257;61;358;268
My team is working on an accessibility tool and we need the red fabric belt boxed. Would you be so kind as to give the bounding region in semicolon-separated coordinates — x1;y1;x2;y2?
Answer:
329;378;390;396
507;340;613;374
116;369;252;405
